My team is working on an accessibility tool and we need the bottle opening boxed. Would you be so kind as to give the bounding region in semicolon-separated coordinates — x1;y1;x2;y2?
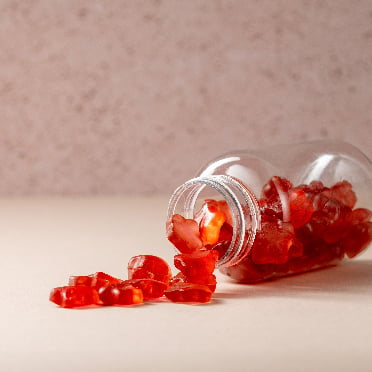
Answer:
166;175;261;268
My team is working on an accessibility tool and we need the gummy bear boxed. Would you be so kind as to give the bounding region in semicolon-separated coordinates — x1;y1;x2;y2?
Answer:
128;255;172;285
122;278;167;299
195;199;228;246
250;221;295;265
174;250;219;279
170;272;217;292
165;283;213;303
167;214;203;253
49;286;99;308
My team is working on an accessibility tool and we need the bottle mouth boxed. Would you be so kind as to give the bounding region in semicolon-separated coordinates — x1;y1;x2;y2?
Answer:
166;175;261;268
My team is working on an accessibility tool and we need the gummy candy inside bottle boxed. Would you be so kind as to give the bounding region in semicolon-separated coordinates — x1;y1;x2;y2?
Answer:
166;142;372;283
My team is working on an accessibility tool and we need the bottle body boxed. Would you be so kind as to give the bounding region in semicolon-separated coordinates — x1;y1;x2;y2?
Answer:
167;141;372;283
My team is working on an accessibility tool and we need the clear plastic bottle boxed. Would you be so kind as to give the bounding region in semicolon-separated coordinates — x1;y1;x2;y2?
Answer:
166;140;372;282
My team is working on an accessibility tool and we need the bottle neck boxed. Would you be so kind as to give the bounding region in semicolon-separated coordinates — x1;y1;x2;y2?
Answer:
166;175;261;268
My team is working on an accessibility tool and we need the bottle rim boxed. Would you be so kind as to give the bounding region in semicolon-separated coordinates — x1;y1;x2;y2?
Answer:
166;175;261;268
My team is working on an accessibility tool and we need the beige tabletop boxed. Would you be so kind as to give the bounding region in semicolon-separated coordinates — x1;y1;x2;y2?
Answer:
1;196;371;372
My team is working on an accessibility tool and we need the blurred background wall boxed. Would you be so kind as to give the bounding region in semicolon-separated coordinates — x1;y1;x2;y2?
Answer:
0;0;371;195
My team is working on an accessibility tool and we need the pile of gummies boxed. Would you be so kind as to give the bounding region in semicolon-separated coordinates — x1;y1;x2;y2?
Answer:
49;252;217;308
49;176;372;308
222;177;372;282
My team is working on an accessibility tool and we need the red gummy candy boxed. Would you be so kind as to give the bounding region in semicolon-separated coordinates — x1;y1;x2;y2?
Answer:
98;285;121;305
216;200;233;226
164;283;213;303
122;278;167;299
288;188;314;228
217;222;233;243
170;272;217;292
195;200;230;246
251;221;294;265
323;180;357;208
116;284;144;305
311;194;352;243
167;214;203;253
49;286;99;308
174;250;219;279
90;272;123;289
350;208;372;224
262;176;293;199
210;240;231;260
341;222;372;258
288;237;304;259
128;255;172;285
259;196;284;219
297;181;327;197
99;284;143;305
68;272;122;291
68;275;93;287
206;223;233;259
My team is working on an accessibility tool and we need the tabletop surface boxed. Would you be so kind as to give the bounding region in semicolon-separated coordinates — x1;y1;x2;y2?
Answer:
1;196;371;372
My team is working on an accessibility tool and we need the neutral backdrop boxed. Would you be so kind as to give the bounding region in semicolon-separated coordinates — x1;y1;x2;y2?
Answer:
1;0;371;195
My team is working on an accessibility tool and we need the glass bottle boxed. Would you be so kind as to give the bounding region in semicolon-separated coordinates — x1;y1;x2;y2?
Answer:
166;140;372;283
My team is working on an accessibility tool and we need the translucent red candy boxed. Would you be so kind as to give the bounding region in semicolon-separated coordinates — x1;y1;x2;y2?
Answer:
323;180;357;209
51;176;371;308
341;222;372;258
167;214;203;253
51;245;218;306
166;224;221;303
217;222;233;244
211;240;231;260
250;221;295;265
68;275;93;287
69;272;123;289
127;255;172;285
99;284;144;306
209;222;233;259
164;283;212;303
288;188;314;228
350;208;372;224
310;194;352;244
165;249;218;303
165;176;370;289
174;250;219;279
98;285;121;305
91;271;123;287
221;176;372;283
262;176;293;199
122;278;167;299
51;255;172;308
259;196;284;220
115;284;144;305
165;199;229;302
170;272;217;292
49;286;99;308
194;199;228;246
